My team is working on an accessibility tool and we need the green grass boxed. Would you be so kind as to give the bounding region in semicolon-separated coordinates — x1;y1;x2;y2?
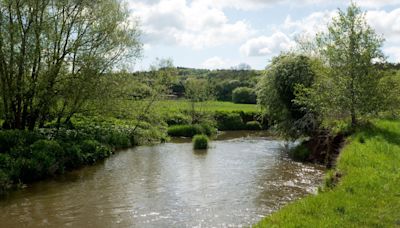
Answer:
193;134;209;149
255;119;400;227
156;100;260;113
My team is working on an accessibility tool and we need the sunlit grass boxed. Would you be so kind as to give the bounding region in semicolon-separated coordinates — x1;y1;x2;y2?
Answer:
255;119;400;227
155;100;260;113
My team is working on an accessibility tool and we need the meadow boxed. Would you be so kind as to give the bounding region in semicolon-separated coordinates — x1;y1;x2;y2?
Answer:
155;100;260;113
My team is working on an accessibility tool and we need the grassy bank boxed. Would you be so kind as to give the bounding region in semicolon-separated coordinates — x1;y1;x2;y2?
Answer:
255;119;400;227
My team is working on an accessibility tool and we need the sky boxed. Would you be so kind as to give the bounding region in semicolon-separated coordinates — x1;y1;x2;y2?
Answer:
128;0;400;71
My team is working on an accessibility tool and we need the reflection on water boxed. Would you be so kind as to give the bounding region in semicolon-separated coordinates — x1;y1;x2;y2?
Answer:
0;131;324;227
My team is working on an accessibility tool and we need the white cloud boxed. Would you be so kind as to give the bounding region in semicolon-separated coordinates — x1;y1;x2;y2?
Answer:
385;47;400;62
129;0;253;49
282;11;337;37
201;56;231;69
366;9;400;45
240;32;296;57
191;0;400;11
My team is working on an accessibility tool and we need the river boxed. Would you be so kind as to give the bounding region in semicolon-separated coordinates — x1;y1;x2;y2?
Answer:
0;131;324;227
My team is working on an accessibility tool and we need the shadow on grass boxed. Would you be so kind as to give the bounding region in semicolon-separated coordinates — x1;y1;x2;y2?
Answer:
358;122;400;147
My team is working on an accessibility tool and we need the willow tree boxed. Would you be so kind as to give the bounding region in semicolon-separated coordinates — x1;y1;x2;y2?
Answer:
315;3;384;127
0;0;141;130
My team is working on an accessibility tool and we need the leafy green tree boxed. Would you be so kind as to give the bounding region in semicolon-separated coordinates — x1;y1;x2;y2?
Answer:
0;0;141;130
315;3;384;126
232;87;256;104
184;78;214;123
258;54;316;139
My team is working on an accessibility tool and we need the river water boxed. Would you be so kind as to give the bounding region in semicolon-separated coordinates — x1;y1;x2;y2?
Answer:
0;131;324;227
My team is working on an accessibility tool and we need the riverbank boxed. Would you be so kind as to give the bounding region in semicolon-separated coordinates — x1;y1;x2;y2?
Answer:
255;119;400;227
0;101;262;194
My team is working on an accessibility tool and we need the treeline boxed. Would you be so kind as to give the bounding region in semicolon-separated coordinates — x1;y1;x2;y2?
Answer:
134;67;262;104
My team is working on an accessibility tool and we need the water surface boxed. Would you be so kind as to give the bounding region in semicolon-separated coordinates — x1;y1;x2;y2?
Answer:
0;131;324;227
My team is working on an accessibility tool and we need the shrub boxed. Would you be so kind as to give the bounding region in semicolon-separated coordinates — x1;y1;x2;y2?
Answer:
167;125;202;137
63;144;84;169
79;140;112;164
30;140;64;178
167;124;215;137
232;87;257;104
0;130;42;153
199;124;217;136
245;121;262;130
214;111;244;130
193;135;209;149
165;112;192;126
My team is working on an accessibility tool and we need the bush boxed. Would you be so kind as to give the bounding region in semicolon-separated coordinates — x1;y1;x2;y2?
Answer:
214;111;245;130
245;121;262;130
232;87;257;104
79;140;112;164
30;140;65;178
63;144;84;169
193;135;209;149
0;130;42;152
165;112;192;126
167;124;215;137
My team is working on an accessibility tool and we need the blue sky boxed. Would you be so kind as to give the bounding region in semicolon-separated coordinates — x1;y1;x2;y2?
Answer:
128;0;400;71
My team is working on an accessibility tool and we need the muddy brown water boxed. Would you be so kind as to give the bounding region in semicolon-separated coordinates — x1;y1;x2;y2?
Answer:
0;131;324;227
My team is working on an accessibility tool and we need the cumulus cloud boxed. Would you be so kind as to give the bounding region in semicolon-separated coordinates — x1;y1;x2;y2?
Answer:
366;9;400;45
191;0;400;10
384;47;400;62
240;32;296;57
201;56;230;69
282;11;337;37
129;0;253;49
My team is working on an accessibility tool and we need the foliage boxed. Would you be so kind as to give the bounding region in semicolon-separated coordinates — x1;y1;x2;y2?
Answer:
215;80;242;101
258;54;316;139
214;111;245;131
296;3;385;129
245;121;262;130
378;70;400;118
232;87;257;104
193;135;209;150
167;124;215;138
255;119;400;227
0;0;141;130
184;78;215;123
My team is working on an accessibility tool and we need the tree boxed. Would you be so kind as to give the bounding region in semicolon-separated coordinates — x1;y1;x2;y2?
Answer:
184;78;214;123
0;0;141;130
232;87;256;104
258;54;316;140
315;3;384;127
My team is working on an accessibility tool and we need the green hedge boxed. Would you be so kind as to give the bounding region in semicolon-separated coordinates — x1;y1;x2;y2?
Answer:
167;124;215;137
245;121;262;130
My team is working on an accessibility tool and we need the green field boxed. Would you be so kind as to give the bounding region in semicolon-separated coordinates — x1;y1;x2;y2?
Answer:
255;119;400;227
155;100;260;113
